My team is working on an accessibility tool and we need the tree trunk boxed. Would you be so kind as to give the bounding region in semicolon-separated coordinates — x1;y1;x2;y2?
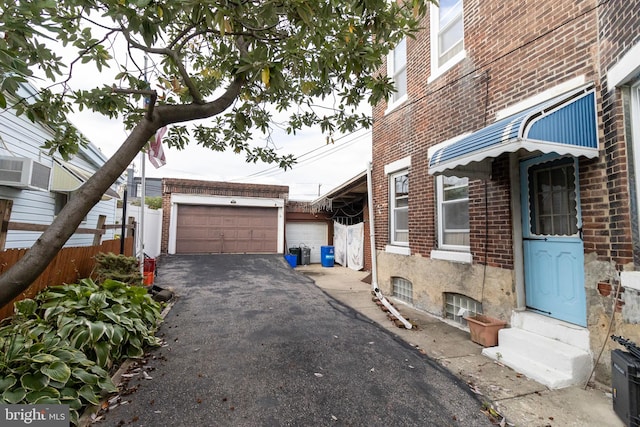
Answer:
0;80;242;308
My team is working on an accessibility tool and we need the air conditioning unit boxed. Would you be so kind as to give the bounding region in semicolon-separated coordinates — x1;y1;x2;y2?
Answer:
0;156;51;191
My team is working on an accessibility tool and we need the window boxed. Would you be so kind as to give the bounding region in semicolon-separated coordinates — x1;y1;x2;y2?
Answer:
445;293;482;326
390;171;409;245
54;192;68;216
430;0;464;80
54;192;87;222
386;38;407;110
437;175;469;249
392;277;413;304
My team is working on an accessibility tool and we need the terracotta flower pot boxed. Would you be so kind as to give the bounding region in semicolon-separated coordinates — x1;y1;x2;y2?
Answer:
465;314;507;347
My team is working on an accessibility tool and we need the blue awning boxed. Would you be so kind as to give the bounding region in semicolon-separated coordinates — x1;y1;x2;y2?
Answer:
428;86;599;178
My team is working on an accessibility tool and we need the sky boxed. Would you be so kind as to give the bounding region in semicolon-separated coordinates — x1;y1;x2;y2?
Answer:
68;107;372;201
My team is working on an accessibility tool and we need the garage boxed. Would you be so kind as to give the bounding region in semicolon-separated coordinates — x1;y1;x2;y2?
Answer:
176;205;278;254
162;179;288;255
285;222;328;264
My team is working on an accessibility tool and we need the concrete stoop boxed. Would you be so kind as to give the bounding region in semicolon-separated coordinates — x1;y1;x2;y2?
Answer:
482;311;593;389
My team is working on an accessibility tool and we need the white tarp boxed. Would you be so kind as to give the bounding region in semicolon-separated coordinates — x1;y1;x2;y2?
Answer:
334;221;364;271
334;222;347;266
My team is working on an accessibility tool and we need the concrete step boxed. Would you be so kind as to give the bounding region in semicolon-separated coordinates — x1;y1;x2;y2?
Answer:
511;311;590;351
483;328;592;389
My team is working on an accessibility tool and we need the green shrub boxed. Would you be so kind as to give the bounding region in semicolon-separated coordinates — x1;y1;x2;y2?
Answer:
0;319;117;425
0;278;163;425
94;252;142;285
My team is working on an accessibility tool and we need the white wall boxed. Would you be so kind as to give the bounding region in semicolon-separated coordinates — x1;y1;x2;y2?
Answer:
0;92;120;250
118;204;163;258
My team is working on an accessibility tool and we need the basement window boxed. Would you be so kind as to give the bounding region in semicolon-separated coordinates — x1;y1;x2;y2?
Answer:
392;277;413;304
444;293;482;326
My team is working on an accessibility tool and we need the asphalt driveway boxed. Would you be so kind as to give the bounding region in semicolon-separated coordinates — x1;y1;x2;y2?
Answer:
93;254;492;426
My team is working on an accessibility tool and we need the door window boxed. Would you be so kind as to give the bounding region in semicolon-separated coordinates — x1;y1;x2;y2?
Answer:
527;157;578;236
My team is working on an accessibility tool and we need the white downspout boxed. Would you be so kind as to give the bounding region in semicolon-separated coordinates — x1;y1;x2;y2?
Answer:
367;161;412;330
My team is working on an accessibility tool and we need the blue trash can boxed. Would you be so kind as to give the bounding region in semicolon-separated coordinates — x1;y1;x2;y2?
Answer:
284;254;297;268
320;245;335;267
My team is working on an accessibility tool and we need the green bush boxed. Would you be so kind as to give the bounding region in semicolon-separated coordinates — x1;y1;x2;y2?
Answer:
94;252;142;285
0;278;163;425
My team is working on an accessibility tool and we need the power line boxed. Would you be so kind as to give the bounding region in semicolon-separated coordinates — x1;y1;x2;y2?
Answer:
237;127;371;180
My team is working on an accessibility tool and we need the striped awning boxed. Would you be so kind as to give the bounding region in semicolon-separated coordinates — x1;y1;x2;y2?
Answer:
428;86;599;178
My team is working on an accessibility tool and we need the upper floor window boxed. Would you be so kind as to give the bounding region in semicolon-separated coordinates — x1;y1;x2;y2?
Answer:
390;170;409;245
430;0;465;81
386;38;407;111
437;175;469;249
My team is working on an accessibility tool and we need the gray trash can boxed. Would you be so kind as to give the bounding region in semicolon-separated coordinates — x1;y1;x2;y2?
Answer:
300;246;311;265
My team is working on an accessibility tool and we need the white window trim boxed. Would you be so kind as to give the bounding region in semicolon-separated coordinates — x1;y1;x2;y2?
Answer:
389;170;409;247
386;244;411;255
631;82;640;245
384;156;411;175
622;271;640;291
385;38;408;114
607;42;640;91
430;249;472;263
428;2;466;83
384;157;411;254
436;175;470;252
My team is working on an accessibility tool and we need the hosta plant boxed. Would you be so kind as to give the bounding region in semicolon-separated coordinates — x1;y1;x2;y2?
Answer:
0;319;117;426
28;278;163;370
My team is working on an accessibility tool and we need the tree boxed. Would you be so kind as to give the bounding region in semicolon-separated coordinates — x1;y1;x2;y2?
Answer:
0;0;428;307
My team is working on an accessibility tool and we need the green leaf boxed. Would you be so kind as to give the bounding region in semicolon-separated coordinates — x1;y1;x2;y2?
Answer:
41;361;71;383
0;376;17;393
0;92;6;109
88;320;107;342
77;384;100;405
70;327;91;349
97;377;117;394
94;341;112;368
89;292;108;309
44;305;65;321
71;368;99;385
2;387;27;404
14;299;38;317
26;386;61;402
30;353;59;364
20;372;50;391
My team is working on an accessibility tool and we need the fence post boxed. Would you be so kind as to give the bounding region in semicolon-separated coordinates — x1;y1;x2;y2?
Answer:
93;215;107;246
0;199;13;251
127;216;136;238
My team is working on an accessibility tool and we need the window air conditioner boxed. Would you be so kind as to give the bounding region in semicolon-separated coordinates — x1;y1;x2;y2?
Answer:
0;156;51;191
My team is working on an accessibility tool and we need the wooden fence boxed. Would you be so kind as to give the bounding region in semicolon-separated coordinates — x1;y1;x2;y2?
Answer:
0;199;139;321
0;237;135;321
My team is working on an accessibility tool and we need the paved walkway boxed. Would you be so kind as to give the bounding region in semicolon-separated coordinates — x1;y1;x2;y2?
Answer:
298;263;622;427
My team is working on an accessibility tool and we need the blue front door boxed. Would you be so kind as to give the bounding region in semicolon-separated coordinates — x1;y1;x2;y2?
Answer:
520;155;587;326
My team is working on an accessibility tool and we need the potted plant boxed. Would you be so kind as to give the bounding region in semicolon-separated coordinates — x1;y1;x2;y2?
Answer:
465;314;507;347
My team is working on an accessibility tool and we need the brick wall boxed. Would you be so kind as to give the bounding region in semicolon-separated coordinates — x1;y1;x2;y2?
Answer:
598;0;640;266
372;0;606;268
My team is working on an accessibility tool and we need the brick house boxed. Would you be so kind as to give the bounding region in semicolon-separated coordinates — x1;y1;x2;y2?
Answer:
372;0;640;388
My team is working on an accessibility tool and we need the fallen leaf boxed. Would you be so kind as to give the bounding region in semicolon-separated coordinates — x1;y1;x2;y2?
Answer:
314;373;324;377
331;415;338;421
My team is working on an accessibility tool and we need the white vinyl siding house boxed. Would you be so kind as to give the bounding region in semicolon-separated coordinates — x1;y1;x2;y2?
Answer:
0;83;121;249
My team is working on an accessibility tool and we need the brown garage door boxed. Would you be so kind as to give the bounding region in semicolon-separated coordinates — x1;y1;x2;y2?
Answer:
176;205;278;254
